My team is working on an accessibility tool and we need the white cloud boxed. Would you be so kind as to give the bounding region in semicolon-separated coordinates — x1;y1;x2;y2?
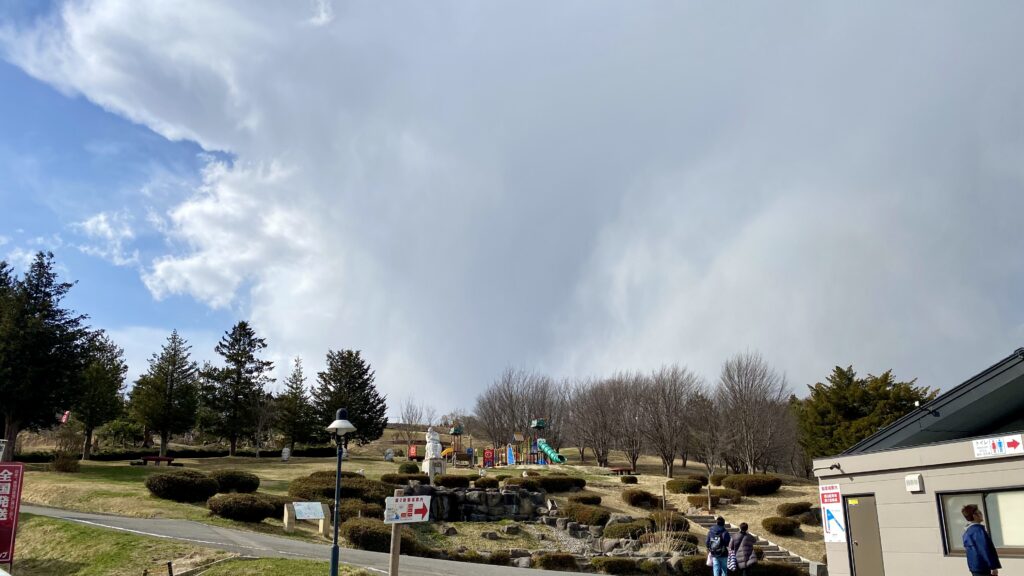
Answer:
5;2;1024;408
74;209;138;266
0;236;8;247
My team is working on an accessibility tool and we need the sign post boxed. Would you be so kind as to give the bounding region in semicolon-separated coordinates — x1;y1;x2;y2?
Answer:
819;483;846;544
384;490;431;576
972;434;1024;459
0;463;25;570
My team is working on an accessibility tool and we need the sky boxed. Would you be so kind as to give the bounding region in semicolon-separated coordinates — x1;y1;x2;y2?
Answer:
2;1;1024;416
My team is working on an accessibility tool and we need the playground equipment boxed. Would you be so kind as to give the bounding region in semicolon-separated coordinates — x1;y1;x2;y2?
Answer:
536;438;566;464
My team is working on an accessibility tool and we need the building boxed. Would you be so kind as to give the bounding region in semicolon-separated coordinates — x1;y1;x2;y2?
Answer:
814;348;1024;575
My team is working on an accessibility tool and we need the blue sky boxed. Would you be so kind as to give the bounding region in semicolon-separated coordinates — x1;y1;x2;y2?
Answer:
3;1;1024;412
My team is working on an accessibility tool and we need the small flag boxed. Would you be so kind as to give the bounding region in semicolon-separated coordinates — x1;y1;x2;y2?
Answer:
61;411;70;424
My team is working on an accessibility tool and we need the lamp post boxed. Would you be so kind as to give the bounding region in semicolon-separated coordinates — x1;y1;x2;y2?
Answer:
327;408;356;576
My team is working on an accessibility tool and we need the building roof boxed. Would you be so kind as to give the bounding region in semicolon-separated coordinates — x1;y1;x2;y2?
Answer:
843;347;1024;455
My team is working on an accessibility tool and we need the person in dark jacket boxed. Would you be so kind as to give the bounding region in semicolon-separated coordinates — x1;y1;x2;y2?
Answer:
728;522;758;575
962;504;1000;576
706;516;731;576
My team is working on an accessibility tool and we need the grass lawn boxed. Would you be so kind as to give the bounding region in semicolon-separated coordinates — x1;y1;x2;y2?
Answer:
10;513;231;576
199;558;372;575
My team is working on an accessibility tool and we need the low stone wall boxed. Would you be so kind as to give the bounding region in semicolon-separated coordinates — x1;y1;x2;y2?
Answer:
400;484;546;522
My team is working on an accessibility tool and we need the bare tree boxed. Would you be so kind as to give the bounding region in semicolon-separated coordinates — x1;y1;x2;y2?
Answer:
568;378;618;467
717;352;790;473
612;372;648;471
643;365;699;477
473;368;570;453
689;388;729;511
398;397;425;447
423;405;438;429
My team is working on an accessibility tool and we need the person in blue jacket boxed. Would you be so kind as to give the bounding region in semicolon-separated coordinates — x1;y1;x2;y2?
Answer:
962;504;1001;576
706;516;731;576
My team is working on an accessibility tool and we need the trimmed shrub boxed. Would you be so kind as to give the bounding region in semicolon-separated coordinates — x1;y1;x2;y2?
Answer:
254;493;294;517
722;474;783;496
379;473;430;486
683;474;709;486
474;477;499;489
564;502;611;526
603;519;653;539
534;553;578;571
762;517;800;536
339;498;385;521
649;511;689;532
504;477;540;491
398;462;420;474
340;517;418;553
686;494;720;508
777;502;813;517
145;470;219;503
665;478;703;494
711;488;744;504
591;557;640;574
495;474;511;482
435;475;471;488
525;470;541;477
568;493;602;505
487;550;511;565
308;470;364;481
620;475;638;484
622;488;655;507
52;454;80;473
710;473;727;486
290;473;390;504
678;555;712;575
537;475;586;493
208;493;275;523
754;563;808;576
798;508;822;526
639;531;699;546
211;469;260;493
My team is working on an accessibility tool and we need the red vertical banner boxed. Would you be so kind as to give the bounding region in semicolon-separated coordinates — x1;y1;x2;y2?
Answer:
483;448;495;468
0;463;24;565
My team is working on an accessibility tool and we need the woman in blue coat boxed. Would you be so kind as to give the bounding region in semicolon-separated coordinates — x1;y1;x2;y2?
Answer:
962;504;1000;576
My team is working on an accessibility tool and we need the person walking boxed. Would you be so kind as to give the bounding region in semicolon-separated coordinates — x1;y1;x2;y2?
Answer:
962;504;1000;576
706;516;731;576
728;522;758;575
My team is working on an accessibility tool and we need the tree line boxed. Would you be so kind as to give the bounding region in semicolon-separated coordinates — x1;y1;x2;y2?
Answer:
0;252;389;462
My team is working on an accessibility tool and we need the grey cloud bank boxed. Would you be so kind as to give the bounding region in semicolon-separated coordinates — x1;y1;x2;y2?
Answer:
3;1;1024;408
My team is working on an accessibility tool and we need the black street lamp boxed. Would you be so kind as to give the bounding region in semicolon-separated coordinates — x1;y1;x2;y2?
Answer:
326;408;356;576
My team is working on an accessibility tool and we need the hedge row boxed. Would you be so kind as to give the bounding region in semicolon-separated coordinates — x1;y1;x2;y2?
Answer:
340;517;419;554
676;556;806;576
665;478;703;494
504;477;540;491
16;445;339;463
380;473;430;485
563;503;611;526
721;474;783;496
435;475;471;489
289;473;390;504
474;477;499;489
537;475;586;492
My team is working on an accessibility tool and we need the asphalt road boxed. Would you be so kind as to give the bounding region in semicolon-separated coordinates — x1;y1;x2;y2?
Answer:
22;505;570;575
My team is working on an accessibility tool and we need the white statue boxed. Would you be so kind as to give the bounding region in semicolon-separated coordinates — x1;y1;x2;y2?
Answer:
424;427;442;460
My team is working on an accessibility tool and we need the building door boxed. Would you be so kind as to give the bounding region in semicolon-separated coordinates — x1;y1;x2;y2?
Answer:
846;494;884;576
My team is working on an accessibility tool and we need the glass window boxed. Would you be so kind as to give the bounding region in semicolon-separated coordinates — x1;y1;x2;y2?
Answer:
986;491;1024;547
942;493;983;552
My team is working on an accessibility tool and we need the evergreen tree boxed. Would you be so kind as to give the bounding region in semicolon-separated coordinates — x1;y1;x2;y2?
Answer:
312;349;388;447
129;330;200;457
0;252;90;462
277;356;314;451
202;321;274;456
76;331;128;459
796;366;937;459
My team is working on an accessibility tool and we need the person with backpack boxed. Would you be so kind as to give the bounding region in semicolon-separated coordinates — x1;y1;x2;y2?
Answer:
706;516;731;576
728;522;758;575
962;504;1000;575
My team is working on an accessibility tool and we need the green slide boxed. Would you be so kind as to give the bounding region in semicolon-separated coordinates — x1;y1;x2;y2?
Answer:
537;438;566;464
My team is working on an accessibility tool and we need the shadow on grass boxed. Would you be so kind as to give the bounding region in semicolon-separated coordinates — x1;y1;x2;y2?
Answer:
7;559;88;575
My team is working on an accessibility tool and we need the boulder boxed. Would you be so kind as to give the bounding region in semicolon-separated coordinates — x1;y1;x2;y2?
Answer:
566;522;580;532
543;516;558;527
556;518;570;530
515;557;532;569
589;525;604;538
606;513;634;526
600;539;620;553
481;531;500;541
442;526;458;536
502;524;521;536
509;549;530;558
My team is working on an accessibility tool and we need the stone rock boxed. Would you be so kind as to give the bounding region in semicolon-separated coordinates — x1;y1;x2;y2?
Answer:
556;518;570;530
601;539;620;553
515;557;533;569
509;549;530;558
536;507;549;516
481;531;500;541
442;527;458;536
606;513;634;526
543;516;558;527
666;555;686;573
539;533;548;540
566;522;580;532
589;525;604;538
502;525;521;535
465;491;485;505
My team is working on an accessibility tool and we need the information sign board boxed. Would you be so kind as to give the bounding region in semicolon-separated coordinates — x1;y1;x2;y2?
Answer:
384;495;431;524
293;502;325;520
819;483;846;543
0;463;25;565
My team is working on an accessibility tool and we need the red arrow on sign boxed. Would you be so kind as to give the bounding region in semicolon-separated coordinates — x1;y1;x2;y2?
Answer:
415;504;429;518
1008;439;1021;450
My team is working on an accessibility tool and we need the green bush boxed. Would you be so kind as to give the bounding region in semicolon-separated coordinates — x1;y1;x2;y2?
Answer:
665;479;703;494
339;498;385;520
290;473;390;504
495;474;511;482
798;508;822;526
537;475;586;492
603;519;653;539
568;493;602;505
534;553;578;571
308;470;365;481
145;470;219;503
474;477;499;489
751;563;808;576
435;475;470;489
710;473;727;486
711;488;743;504
210;469;260;494
380;473;430;485
208;493;275;523
52;454;80;473
777;502;813;517
340;517;418;553
504;477;540;491
722;474;783;496
620;475;638;484
683;474;709;486
254;493;294;517
686;494;719;508
564;503;611;526
649;510;689;532
591;557;640;574
678;555;712;575
762;516;800;536
622;488;655;506
398;462;420;474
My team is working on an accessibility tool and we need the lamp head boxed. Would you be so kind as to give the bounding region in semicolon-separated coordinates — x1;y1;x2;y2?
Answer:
327;408;356;436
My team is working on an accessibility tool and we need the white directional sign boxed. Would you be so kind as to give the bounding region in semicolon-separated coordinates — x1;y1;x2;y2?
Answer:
972;434;1024;459
384;495;431;524
292;502;325;520
819;483;847;543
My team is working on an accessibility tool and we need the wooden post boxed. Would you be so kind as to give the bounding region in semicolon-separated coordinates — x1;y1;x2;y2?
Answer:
662;484;667;511
283;503;296;533
319;502;332;537
389;489;403;576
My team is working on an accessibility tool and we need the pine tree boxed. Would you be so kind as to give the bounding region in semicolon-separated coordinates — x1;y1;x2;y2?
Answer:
312;350;388;447
76;331;128;459
277;356;314;451
129;330;200;457
202;321;274;456
0;252;90;462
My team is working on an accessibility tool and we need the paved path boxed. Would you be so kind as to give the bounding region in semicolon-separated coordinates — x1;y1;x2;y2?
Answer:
22;505;567;575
